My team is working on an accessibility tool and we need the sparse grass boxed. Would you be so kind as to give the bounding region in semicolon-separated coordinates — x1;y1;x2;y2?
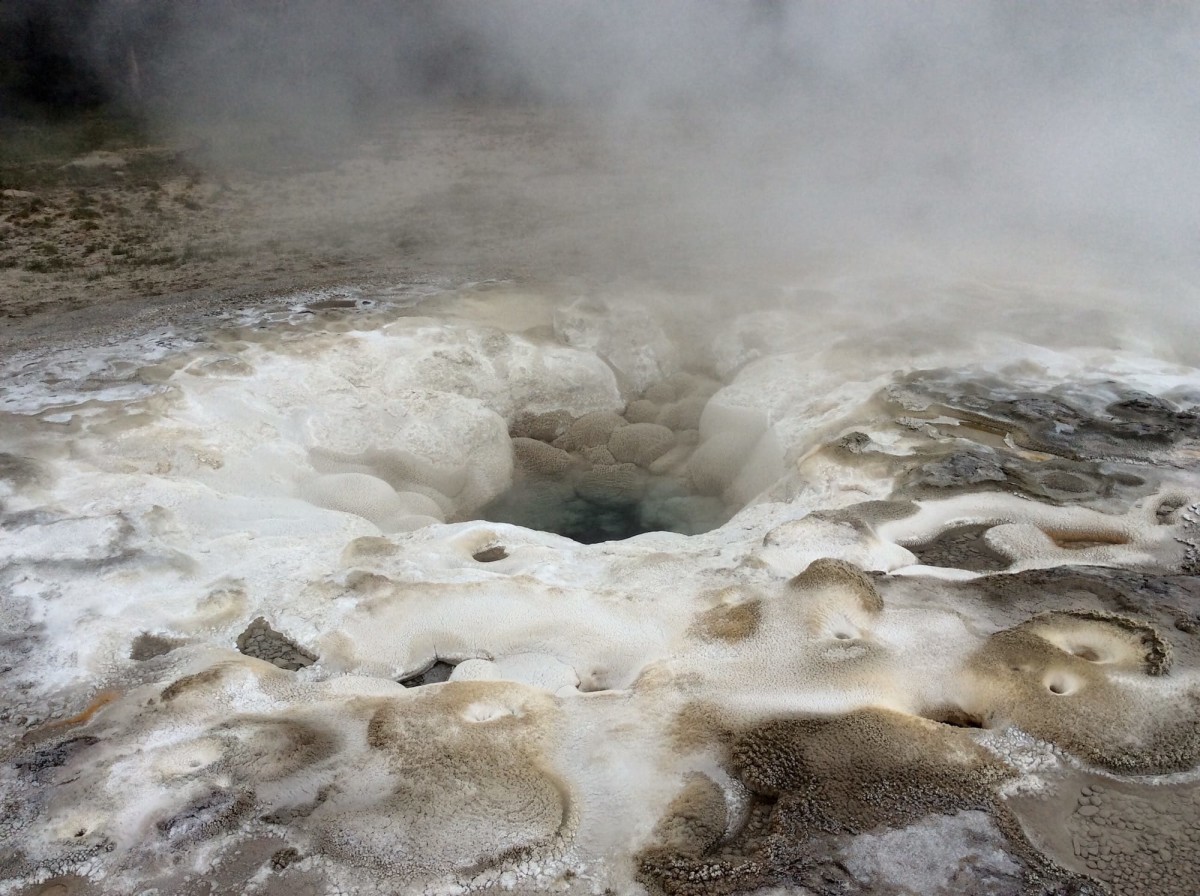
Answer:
0;111;154;193
6;197;46;219
0;110;202;199
0;109;425;319
103;242;183;268
129;250;179;267
25;256;71;273
0;111;144;169
178;243;235;264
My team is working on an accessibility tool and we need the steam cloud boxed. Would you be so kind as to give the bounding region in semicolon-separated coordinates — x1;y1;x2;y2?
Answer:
18;1;1200;330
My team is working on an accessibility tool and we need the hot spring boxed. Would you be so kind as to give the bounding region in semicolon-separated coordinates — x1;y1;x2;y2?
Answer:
3;271;1200;896
6;1;1200;890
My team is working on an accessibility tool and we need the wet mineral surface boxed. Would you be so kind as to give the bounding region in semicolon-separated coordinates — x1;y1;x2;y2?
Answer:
1;284;1198;896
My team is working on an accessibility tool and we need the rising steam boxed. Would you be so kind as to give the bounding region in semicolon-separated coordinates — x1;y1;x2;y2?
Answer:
57;2;1193;271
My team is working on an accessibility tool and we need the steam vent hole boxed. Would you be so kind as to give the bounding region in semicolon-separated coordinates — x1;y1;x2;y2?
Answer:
482;395;734;544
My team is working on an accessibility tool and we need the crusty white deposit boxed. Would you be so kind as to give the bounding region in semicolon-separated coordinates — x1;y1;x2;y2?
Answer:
2;282;1199;896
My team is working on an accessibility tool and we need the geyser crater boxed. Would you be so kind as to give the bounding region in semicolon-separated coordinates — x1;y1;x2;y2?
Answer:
5;282;1200;896
482;406;737;542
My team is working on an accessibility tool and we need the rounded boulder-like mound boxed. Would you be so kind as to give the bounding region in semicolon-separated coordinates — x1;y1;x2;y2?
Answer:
608;422;677;469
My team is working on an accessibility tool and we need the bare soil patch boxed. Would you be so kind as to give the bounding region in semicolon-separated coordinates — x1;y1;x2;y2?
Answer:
0;106;688;323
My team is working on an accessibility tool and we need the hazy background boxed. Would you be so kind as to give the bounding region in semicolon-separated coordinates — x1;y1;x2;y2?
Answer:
4;1;1200;325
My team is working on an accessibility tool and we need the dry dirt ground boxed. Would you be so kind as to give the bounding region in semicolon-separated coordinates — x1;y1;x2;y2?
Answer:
0;106;718;327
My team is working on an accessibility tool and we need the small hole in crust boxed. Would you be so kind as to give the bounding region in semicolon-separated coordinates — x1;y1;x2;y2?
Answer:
924;706;986;729
1044;672;1081;696
399;660;457;687
1067;645;1101;662
472;545;508;562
